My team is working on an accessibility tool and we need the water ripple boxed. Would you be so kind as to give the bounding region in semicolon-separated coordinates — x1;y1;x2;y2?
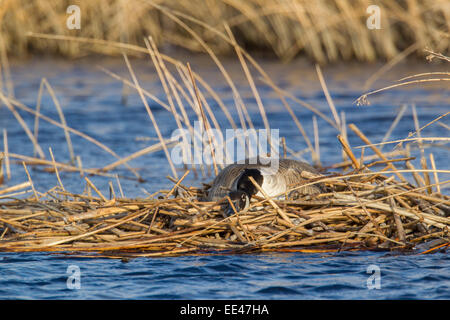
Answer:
256;286;300;295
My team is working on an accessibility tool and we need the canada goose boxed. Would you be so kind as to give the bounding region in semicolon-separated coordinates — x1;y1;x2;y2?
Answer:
206;158;323;214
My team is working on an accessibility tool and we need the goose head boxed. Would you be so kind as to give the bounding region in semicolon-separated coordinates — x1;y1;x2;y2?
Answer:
224;168;264;215
237;168;263;196
225;190;250;215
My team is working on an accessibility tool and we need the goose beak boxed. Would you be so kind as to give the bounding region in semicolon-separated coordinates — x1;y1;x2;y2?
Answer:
225;191;250;216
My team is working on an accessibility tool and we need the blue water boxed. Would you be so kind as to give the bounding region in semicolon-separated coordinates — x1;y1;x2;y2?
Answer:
0;56;449;299
0;251;449;299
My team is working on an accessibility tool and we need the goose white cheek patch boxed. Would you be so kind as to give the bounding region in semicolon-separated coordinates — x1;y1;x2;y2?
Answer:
255;171;287;199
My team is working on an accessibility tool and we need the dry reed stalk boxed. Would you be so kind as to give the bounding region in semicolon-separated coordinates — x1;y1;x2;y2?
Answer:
259;75;317;160
48;147;64;191
165;176;194;198
412;105;433;195
84;177;107;202
149;4;251;136
0;155;3;185
39;209;151;248
330;149;407;169
363;43;420;91
224;197;247;243
7;96;142;179
2;129;10;180
424;49;450;63
3;152;124;180
315;64;341;131
395;111;450;151
166;170;190;199
115;174;125;198
155;7;338;132
258;78;337;129
405;160;426;189
287;174;449;217
429;153;440;194
145;37;180;127
163;12;290;160
348;123;407;183
419;242;450;255
364;157;416;169
422;157;432;195
398;72;450;82
224;24;272;148
312;116;320;166
97;66;183;124
177;65;223;138
76;156;84;177
187;63;219;176
345;181;383;236
0;33;14;98
108;181;116;200
248;176;294;228
27;28;334;163
337;134;359;169
170;70;207;177
380;104;408;151
0;182;31;196
21;162;38;200
177;65;239;132
41;79;75;163
0;94;45;159
144;37;200;173
336;194;448;229
33;79;45;158
122;53;178;179
174;65;222;175
340;111;349;164
281;137;287;159
356;79;450;106
355;137;450;149
102;138;178;172
147;49;201;173
359;148;365;172
384;183;406;243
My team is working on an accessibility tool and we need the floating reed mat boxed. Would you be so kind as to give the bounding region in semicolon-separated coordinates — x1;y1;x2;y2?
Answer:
0;168;449;259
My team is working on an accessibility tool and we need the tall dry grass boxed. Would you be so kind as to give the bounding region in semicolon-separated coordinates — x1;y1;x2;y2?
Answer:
1;0;449;62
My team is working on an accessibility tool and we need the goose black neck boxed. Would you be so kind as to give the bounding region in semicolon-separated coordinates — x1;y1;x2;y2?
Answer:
237;169;263;197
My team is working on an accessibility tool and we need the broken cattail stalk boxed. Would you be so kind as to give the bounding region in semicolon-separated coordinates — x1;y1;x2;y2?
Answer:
337;134;359;169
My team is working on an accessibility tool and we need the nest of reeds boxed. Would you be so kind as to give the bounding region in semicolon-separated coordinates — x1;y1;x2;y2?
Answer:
1;156;449;259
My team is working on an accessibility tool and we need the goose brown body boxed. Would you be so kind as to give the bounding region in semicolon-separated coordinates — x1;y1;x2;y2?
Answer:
207;158;323;201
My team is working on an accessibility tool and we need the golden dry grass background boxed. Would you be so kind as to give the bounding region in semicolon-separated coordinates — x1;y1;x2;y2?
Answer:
1;0;449;62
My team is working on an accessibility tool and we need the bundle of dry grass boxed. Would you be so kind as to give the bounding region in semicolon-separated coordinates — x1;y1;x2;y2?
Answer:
2;0;449;62
0;153;449;259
